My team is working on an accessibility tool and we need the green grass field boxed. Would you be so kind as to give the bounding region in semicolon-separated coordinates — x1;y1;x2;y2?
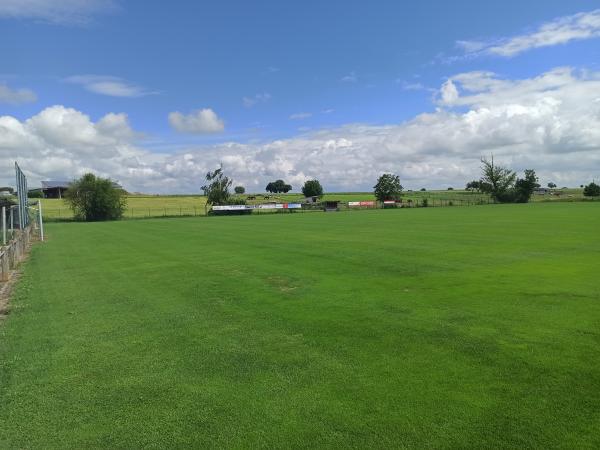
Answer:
39;188;586;220
1;203;599;448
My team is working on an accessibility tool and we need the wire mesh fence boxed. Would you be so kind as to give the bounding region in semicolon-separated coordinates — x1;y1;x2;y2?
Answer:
40;195;498;220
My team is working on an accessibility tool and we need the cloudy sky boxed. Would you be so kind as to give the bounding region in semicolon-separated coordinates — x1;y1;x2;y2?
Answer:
1;0;600;193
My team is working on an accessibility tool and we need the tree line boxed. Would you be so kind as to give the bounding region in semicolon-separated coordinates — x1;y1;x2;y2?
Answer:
53;159;600;221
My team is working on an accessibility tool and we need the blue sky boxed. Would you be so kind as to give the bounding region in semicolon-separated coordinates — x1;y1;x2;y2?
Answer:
1;0;600;192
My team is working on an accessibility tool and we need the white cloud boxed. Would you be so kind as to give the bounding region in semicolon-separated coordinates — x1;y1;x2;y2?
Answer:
0;0;118;25
439;79;459;104
0;84;37;104
2;67;600;193
341;72;357;83
458;9;600;57
289;112;312;120
65;75;155;98
243;93;271;108
321;109;335;114
168;109;225;134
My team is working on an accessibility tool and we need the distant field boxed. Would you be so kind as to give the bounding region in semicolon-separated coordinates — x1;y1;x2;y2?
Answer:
1;203;599;448
39;188;585;219
40;195;209;219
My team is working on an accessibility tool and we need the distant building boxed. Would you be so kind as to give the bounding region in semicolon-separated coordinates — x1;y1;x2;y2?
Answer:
533;187;550;195
323;200;340;212
42;181;71;199
41;180;124;198
303;196;320;204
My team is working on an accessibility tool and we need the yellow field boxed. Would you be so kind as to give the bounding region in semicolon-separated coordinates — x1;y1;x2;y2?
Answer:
41;196;208;219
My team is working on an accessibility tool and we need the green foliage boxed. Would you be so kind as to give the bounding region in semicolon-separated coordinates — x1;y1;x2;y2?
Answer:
0;196;16;209
27;190;44;198
234;186;245;194
420;188;426;191
0;186;14;194
201;167;232;205
480;157;517;202
480;158;537;203
64;173;126;221
229;197;247;205
373;173;403;201
421;198;428;207
547;182;557;189
301;179;323;198
583;182;600;197
465;180;481;191
514;169;539;203
265;179;292;193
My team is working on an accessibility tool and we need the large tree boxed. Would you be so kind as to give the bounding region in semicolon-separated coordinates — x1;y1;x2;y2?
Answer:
301;179;323;198
514;169;539;203
265;179;292;193
201;167;232;205
65;173;126;221
479;157;517;202
583;182;600;197
373;174;403;201
479;157;538;203
465;180;481;192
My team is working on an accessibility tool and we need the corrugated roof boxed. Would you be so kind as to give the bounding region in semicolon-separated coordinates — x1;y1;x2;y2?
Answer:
41;181;71;189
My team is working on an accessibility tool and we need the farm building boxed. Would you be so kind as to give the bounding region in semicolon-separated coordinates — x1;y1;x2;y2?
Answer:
42;181;71;198
41;180;124;198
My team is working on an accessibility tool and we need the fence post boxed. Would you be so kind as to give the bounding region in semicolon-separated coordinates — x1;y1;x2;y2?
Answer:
38;200;44;242
2;207;5;246
1;250;8;282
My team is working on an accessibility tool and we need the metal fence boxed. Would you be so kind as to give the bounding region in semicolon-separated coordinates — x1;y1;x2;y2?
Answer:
41;196;497;221
15;162;29;229
1;163;44;285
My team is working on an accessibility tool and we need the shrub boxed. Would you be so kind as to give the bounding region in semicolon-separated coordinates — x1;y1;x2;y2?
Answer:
65;173;126;221
234;186;245;194
27;190;44;198
421;198;428;207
